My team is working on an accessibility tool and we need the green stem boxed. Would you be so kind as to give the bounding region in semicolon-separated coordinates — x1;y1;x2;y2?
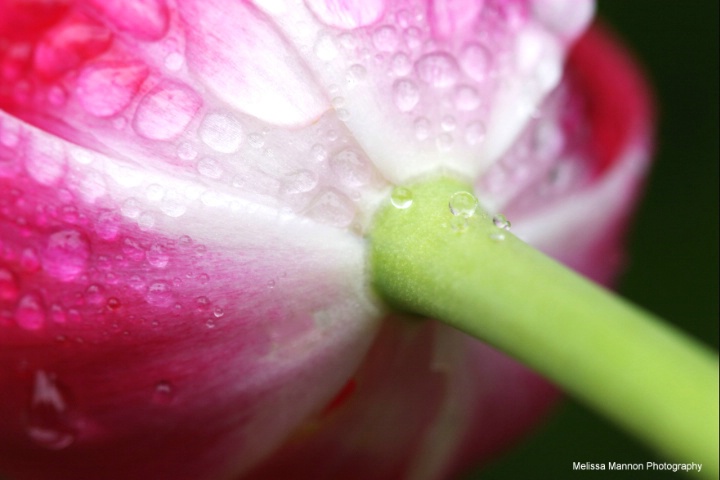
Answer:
369;177;719;478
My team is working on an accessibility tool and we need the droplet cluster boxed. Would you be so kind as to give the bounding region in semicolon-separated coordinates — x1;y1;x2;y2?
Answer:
307;0;534;160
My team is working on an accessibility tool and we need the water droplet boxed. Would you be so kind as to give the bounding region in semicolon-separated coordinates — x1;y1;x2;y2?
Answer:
164;52;184;71
85;284;105;306
177;142;198;161
311;144;328;163
441;115;456;132
145;184;165;202
306;189;356;228
330;149;371;186
449;191;478;217
314;32;338;61
146;281;174;308
49;304;66;324
283;170;318;194
160;190;187;218
152;381;175;405
345;64;367;89
197;157;223;179
106;297;122;310
16;293;45;330
195;296;211;311
0;268;19;301
373;26;398;52
44;230;90;282
205;318;216;329
492;214;511;230
20;248;41;272
489;232;505;242
121;198;142;218
247;133;264;148
414;117;431;140
392;79;420;112
213;306;224;318
122;237;145;261
146;244;169;268
415;52;459;88
197;273;210;285
77;62;149;117
129;275;146;291
450;216;468;232
436;133;453;150
178;235;193;248
391;53;412;76
390;187;414;209
460;43;491;82
133;82;201;140
27;371;76;450
403;27;422;49
199;112;243;153
47;85;67;106
465;121;486;145
454;85;481;111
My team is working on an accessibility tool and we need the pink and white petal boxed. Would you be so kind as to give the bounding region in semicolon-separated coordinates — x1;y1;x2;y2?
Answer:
256;0;593;183
490;26;653;284
0;113;382;480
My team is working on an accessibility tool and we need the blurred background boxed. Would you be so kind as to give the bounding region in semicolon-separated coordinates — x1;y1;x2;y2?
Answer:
469;1;719;478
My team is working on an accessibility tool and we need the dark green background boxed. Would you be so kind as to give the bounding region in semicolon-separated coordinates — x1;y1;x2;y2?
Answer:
468;1;719;479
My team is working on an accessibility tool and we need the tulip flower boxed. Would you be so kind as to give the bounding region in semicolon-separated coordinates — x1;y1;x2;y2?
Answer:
0;1;717;480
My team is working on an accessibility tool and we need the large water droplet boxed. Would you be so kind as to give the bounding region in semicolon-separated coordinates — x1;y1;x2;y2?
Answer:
450;216;468;232
283;170;318;194
373;26;398;52
16;293;45;330
20;248;41;272
198;112;243;153
146;244;169;268
133;82;201;140
160;190;187;218
415;52;459;88
460;42;491;82
314;33;339;61
449;191;478;217
414;117;431;141
345;64;367;89
44;230;90;282
197;157;223;179
465;121;486;145
306;190;356;228
76;62;149;117
85;284;106;306
330;149;371;187
311;144;328;163
454;85;481;111
391;53;412;76
164;51;184;70
392;79;420;112
27;371;76;450
146;281;174;307
390;187;413;209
